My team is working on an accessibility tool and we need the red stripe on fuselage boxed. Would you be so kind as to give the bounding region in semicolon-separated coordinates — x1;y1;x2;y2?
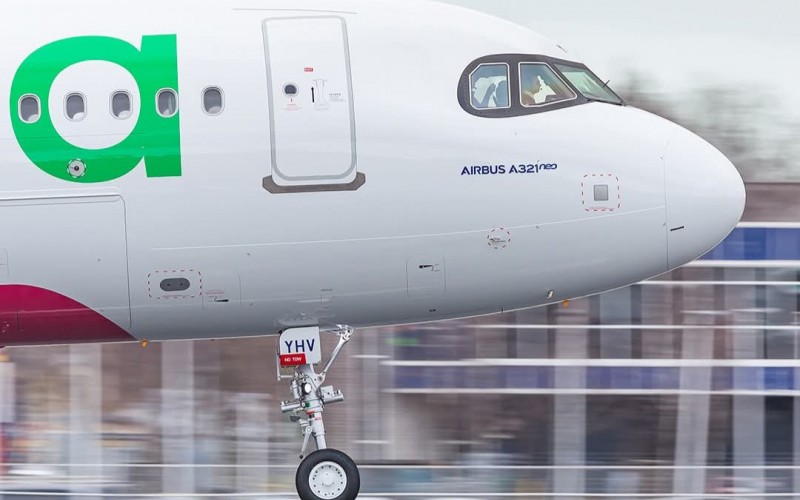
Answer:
0;285;134;347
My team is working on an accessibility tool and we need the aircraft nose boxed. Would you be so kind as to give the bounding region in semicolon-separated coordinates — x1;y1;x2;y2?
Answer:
664;127;746;269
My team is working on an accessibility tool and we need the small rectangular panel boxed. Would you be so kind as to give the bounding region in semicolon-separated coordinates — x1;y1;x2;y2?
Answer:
264;16;357;185
594;184;609;202
407;256;446;297
582;174;621;212
279;326;322;365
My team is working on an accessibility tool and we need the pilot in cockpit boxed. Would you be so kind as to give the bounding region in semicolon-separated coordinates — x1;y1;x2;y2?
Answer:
522;75;556;105
520;64;574;107
476;80;509;109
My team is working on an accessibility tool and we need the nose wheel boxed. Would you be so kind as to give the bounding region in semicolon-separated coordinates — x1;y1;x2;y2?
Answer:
277;326;360;500
297;449;360;500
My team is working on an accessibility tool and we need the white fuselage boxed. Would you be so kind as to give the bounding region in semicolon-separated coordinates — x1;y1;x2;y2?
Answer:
0;0;745;345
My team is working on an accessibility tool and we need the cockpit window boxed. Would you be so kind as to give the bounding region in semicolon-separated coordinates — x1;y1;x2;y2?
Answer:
458;54;625;118
469;63;510;110
519;63;576;107
554;63;623;105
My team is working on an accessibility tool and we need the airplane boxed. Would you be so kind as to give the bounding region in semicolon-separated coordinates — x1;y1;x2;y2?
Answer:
0;0;745;498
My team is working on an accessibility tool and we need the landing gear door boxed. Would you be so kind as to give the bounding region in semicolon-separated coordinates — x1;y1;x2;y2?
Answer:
279;327;322;367
262;16;364;194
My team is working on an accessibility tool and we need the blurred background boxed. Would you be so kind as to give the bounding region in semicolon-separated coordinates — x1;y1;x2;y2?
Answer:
2;1;800;498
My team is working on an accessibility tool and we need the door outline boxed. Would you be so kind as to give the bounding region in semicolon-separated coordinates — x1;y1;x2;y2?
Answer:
261;15;365;193
0;192;132;330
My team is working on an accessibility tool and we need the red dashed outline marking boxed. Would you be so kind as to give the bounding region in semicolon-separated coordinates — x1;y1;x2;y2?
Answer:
581;174;621;212
487;227;512;250
147;269;203;300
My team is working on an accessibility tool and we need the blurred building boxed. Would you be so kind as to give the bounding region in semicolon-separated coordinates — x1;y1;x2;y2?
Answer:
1;183;799;498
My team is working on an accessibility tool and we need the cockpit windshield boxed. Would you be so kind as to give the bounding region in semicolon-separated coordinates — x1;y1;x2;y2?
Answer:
458;55;626;118
519;63;575;107
554;64;623;105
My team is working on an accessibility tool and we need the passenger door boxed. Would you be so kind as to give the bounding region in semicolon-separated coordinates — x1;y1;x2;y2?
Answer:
261;16;364;193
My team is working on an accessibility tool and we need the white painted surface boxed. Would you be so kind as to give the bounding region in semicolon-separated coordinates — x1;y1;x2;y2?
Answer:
0;0;744;344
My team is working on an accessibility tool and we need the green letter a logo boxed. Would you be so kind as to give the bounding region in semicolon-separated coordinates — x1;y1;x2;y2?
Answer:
10;35;181;183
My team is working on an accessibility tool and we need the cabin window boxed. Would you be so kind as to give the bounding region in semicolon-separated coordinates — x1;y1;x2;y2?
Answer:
202;87;224;115
554;63;623;105
518;63;575;107
19;95;40;123
157;89;178;117
469;63;510;110
65;93;86;121
111;91;132;119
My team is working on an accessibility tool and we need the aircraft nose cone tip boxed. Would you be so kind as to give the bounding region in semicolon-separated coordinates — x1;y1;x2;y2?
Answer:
665;128;746;269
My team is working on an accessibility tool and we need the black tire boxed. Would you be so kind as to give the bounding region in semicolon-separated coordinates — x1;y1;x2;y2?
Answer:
295;449;360;500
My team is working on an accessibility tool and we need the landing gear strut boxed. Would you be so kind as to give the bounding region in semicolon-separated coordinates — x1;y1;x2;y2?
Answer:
278;326;360;500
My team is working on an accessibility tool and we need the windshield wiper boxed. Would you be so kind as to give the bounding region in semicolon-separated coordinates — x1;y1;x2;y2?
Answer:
583;95;624;106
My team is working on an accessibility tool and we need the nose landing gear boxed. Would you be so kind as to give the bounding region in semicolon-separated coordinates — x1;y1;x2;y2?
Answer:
278;326;360;500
